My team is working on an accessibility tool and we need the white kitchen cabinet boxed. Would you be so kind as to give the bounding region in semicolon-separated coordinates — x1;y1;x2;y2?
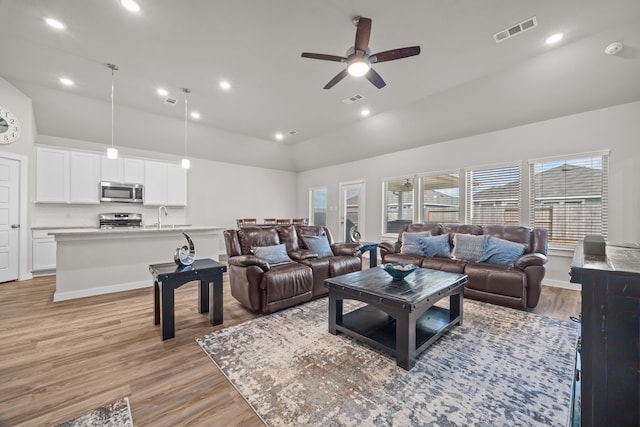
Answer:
69;152;100;204
143;160;168;205
167;164;187;206
143;161;187;206
36;147;69;203
101;157;145;184
32;230;56;273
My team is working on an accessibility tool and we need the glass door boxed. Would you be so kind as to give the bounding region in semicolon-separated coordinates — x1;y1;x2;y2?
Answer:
339;180;365;243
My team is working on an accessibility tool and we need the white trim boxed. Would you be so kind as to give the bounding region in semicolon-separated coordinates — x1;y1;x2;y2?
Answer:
0;150;31;281
543;279;581;291
528;149;610;165
53;279;150;302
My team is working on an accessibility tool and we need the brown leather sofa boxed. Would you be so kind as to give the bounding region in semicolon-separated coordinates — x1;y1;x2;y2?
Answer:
379;223;548;309
224;224;362;313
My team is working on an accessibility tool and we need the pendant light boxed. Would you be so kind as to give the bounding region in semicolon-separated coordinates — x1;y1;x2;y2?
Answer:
181;88;191;169
107;63;119;159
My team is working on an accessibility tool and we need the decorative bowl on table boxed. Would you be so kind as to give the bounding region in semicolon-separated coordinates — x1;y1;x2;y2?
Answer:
381;262;418;281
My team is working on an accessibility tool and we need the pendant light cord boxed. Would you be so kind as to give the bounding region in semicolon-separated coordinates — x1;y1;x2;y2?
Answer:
183;88;190;158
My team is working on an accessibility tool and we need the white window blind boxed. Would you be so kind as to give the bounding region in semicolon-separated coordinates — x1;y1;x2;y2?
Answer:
383;177;414;233
420;171;460;223
466;164;521;225
529;153;608;246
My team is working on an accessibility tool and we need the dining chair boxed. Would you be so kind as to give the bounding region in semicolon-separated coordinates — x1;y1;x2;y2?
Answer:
292;218;309;225
276;219;291;224
263;218;277;224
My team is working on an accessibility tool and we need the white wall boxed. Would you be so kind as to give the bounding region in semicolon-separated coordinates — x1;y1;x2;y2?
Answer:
296;101;640;286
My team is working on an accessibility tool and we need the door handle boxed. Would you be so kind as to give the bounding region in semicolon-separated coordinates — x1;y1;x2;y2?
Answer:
11;224;20;229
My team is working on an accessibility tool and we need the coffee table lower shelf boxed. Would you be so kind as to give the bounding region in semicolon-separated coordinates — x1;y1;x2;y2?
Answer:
335;304;456;362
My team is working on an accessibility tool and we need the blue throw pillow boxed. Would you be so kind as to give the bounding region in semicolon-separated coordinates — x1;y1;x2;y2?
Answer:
417;234;451;258
252;244;292;265
451;234;487;262
302;235;334;258
480;236;527;267
401;231;431;256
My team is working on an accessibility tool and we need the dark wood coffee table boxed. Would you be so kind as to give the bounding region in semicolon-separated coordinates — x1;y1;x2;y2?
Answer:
325;267;467;370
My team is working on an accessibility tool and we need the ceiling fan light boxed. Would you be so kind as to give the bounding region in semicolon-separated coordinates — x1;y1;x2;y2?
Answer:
107;147;118;159
347;60;371;77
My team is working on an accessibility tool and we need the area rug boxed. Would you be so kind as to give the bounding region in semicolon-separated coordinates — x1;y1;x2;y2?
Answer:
53;397;133;427
197;299;578;427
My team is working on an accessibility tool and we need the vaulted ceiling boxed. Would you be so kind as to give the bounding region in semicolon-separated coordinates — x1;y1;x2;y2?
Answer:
1;0;639;171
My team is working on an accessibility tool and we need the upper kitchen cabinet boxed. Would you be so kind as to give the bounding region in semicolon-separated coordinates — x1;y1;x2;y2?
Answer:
36;147;101;204
69;152;100;204
101;157;145;184
144;161;187;206
36;147;69;203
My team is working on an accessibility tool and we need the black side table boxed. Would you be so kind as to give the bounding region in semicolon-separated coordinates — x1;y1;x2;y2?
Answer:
358;242;379;268
149;258;227;340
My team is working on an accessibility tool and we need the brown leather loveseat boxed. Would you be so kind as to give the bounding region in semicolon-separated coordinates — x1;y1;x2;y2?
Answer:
379;223;548;309
224;224;362;313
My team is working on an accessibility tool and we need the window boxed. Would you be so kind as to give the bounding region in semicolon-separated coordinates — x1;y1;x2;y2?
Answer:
529;152;608;247
309;187;327;226
466;164;521;225
383;177;414;233
419;171;460;223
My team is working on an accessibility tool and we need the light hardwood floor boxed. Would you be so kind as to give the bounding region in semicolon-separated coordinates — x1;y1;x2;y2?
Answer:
0;265;580;426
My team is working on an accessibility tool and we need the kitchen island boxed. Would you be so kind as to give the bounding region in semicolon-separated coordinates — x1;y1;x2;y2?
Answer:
49;226;224;301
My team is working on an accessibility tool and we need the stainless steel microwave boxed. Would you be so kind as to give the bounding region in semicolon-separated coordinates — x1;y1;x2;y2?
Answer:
100;182;144;203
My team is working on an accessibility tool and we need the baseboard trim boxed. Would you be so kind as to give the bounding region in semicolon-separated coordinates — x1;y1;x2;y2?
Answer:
53;280;151;302
543;279;581;291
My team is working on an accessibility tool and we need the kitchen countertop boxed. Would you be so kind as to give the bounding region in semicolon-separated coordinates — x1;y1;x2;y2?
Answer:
46;225;223;236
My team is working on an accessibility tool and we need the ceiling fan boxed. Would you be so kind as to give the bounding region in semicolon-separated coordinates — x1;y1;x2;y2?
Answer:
301;16;420;89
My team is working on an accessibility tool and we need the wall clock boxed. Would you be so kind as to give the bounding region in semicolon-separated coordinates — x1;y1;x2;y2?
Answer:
0;105;21;144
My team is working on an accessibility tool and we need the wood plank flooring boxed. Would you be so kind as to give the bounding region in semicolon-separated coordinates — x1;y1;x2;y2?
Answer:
0;265;580;426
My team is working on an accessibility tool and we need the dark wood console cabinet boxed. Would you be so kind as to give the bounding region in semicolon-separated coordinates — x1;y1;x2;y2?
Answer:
570;241;640;427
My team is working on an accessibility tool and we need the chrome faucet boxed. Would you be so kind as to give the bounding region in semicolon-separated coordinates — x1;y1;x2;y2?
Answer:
158;205;168;228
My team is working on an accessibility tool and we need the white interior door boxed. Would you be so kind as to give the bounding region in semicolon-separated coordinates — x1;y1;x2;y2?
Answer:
0;157;19;282
339;180;365;243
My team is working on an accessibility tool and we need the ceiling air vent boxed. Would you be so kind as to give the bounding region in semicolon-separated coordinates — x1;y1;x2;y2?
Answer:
162;97;178;106
342;94;365;104
493;16;537;43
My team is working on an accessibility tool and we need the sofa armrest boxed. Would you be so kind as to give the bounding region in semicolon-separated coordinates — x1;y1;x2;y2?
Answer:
331;243;361;256
379;241;400;258
514;253;548;270
227;255;270;271
289;249;318;261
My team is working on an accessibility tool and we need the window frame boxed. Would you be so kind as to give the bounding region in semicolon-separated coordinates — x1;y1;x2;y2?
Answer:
381;175;416;236
528;150;609;249
308;186;327;226
464;161;522;226
416;169;462;225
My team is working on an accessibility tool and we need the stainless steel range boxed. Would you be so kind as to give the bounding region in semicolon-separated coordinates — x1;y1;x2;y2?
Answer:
99;213;143;229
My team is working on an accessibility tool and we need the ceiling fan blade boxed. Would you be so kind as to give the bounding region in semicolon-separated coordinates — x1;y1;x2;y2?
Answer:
301;53;347;62
323;69;349;89
354;17;372;52
365;68;386;89
370;46;421;63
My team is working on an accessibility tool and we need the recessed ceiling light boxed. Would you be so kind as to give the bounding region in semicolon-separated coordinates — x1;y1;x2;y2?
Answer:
545;32;564;45
120;0;141;13
59;77;75;86
219;81;232;90
157;88;168;96
361;109;370;117
44;17;66;30
190;111;200;119
275;133;284;141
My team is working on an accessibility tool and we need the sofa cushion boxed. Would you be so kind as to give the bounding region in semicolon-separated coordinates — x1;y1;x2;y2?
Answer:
302;235;334;258
401;231;431;256
384;253;422;266
417;234;451;258
451;234;487;262
420;257;466;274
480;236;527;267
252;244;292;265
238;226;280;255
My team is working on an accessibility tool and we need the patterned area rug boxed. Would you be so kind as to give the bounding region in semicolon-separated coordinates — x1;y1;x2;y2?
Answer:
53;397;133;427
197;299;578;427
